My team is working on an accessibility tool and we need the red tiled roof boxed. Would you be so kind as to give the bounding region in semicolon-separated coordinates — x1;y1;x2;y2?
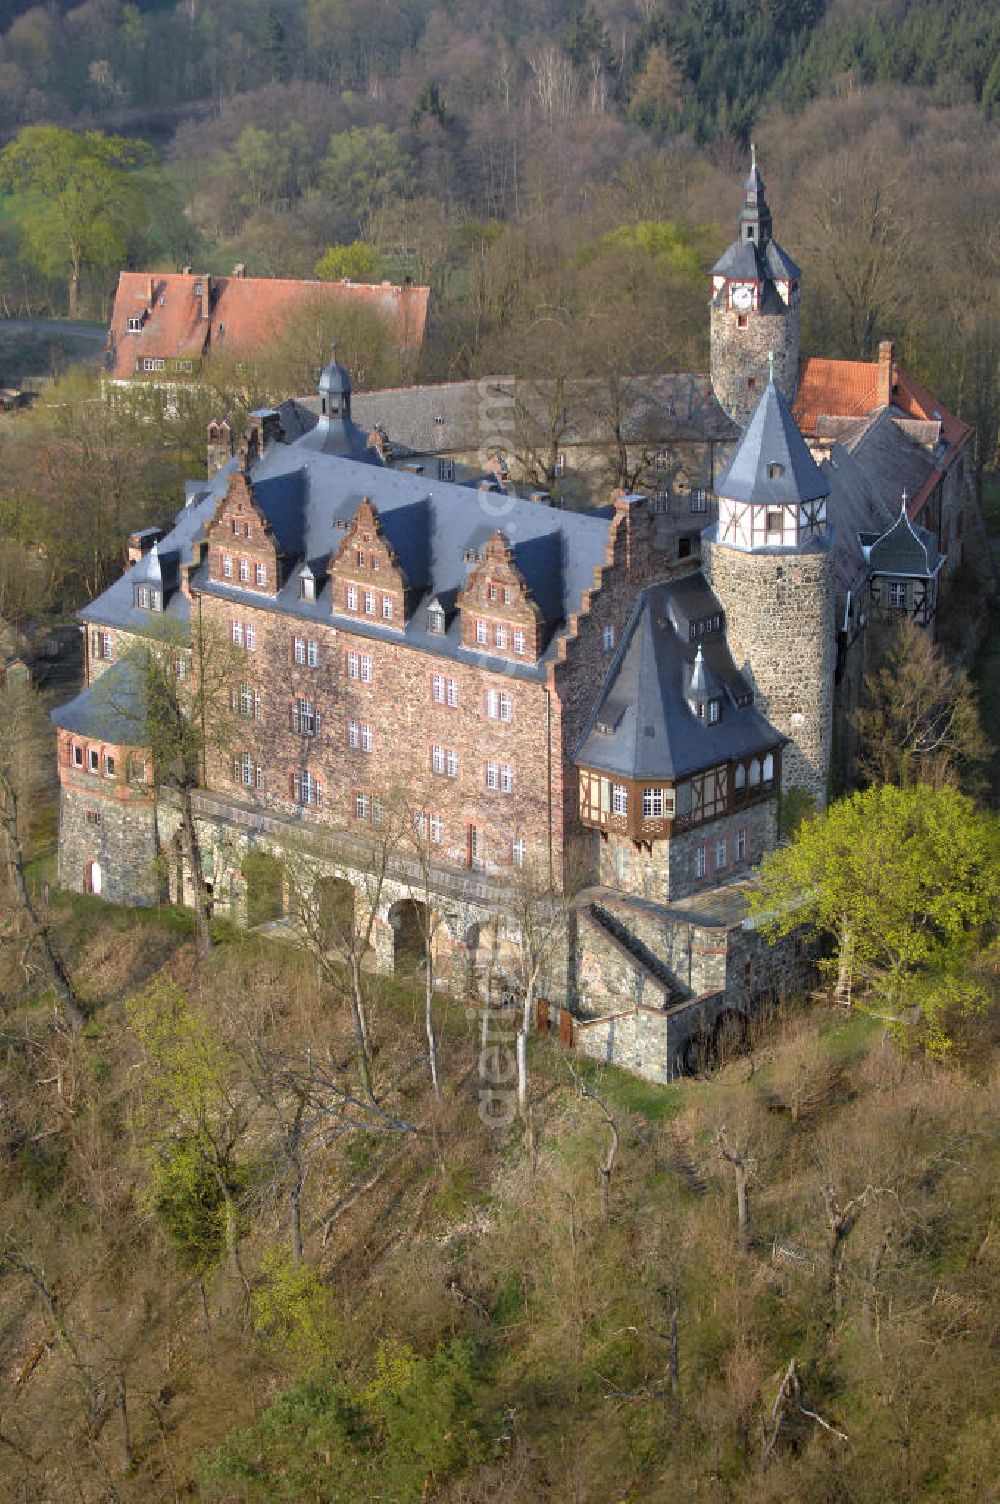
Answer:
106;271;430;382
794;354;973;523
793;357;880;433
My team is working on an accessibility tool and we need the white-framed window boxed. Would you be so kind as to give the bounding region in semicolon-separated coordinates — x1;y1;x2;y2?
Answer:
736;828;747;862
611;783;628;816
347;585;358;611
695;845;706;879
429;814;443;844
486;689;512;722
232;620;243;647
244;522;253;540
231;519;240;537
381;595;393;620
603;626;615;652
690;488;708;513
486;759;499;790
642;787;664;818
348;718;361;749
233;752;262;788
431;743;445;775
488;583;498;602
300;574;315;602
469;826;484;868
354;791;370;820
307;640;318;667
255;562;267;587
135;584;151;609
239;558;250;583
714;837;727;870
513;629;526;655
371;555;379;573
708;700;720;724
432;673;445;704
511;837;526;867
347;652;372;682
293;698;318;736
222;554;233;579
476;620;488;645
427;604;446;635
364;589;376;616
500;763;514;794
126;315;143;332
433;673;460;708
294;769;321;806
446;748;458;778
361;722;373;752
91;630;113;661
503;585;513;604
104;753;116;778
294;636;305;665
71;743;84;768
232;682;259;718
889;580;907;610
245;624;256;651
88;747;100;772
494;624;507;649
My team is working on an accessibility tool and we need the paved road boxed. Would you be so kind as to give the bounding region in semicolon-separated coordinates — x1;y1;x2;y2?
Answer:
0;318;107;343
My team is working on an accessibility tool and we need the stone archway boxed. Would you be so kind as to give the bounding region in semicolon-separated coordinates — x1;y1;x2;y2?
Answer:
313;875;355;950
243;851;284;927
388;898;427;976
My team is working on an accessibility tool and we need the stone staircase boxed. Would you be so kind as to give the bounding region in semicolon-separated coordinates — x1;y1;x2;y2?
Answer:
587;901;689;1007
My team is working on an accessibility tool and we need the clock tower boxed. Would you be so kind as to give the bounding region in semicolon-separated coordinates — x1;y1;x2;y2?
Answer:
710;149;801;428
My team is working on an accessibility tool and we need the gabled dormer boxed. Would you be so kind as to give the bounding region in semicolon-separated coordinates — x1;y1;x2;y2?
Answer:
204;467;283;595
329;497;409;629
457;530;546;662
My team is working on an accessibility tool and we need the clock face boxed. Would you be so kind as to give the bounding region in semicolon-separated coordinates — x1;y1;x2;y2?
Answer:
732;283;755;311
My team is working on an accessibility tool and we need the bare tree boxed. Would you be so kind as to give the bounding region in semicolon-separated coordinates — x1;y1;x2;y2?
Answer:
0;681;84;1029
283;798;409;1102
498;855;575;1121
403;810;446;1103
821;1182;892;1315
716;1127;756;1253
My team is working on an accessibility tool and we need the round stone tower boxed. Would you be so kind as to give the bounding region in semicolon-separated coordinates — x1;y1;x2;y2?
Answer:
710;149;801;428
701;375;834;807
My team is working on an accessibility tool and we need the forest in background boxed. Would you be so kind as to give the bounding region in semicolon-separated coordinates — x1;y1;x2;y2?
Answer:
0;0;995;482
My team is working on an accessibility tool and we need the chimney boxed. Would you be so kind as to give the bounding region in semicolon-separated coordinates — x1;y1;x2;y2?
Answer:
207;418;234;477
147;275;155;305
247;408;281;456
611;491;656;584
200;275;211;322
877;339;895;407
232;262;246;278
181;264;192;275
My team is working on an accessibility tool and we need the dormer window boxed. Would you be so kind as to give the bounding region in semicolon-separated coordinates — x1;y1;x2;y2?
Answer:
427;604;446;635
767;463;784;479
300;572;316;602
126;316;143;333
708;699;721;724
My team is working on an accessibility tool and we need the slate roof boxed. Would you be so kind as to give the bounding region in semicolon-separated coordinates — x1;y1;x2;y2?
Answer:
837;408;939;524
106;271;430;381
860;506;943;579
344;373;735;457
574;577;783;782
715;378;830;508
76;375;616;682
711;236;800;285
51;655;148;745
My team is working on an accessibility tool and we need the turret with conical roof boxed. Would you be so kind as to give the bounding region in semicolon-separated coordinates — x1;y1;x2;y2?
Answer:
701;377;835;806
710;150;801;427
303;346;378;459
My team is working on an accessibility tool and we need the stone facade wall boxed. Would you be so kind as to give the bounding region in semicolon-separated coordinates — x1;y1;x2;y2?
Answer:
597;798;777;903
58;780;160;905
702;539;834;806
710;296;800;428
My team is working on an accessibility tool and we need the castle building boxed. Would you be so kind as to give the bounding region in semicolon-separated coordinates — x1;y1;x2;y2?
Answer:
51;160;991;1084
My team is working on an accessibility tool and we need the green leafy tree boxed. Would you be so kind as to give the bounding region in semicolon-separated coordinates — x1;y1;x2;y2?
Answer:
746;785;1000;1038
314;240;385;282
319;126;410;237
128;981;253;1289
0;125;153;316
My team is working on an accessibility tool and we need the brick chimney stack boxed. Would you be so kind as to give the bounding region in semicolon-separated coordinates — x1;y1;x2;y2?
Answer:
877;339;895;407
200;275;211;322
147;275;155;304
